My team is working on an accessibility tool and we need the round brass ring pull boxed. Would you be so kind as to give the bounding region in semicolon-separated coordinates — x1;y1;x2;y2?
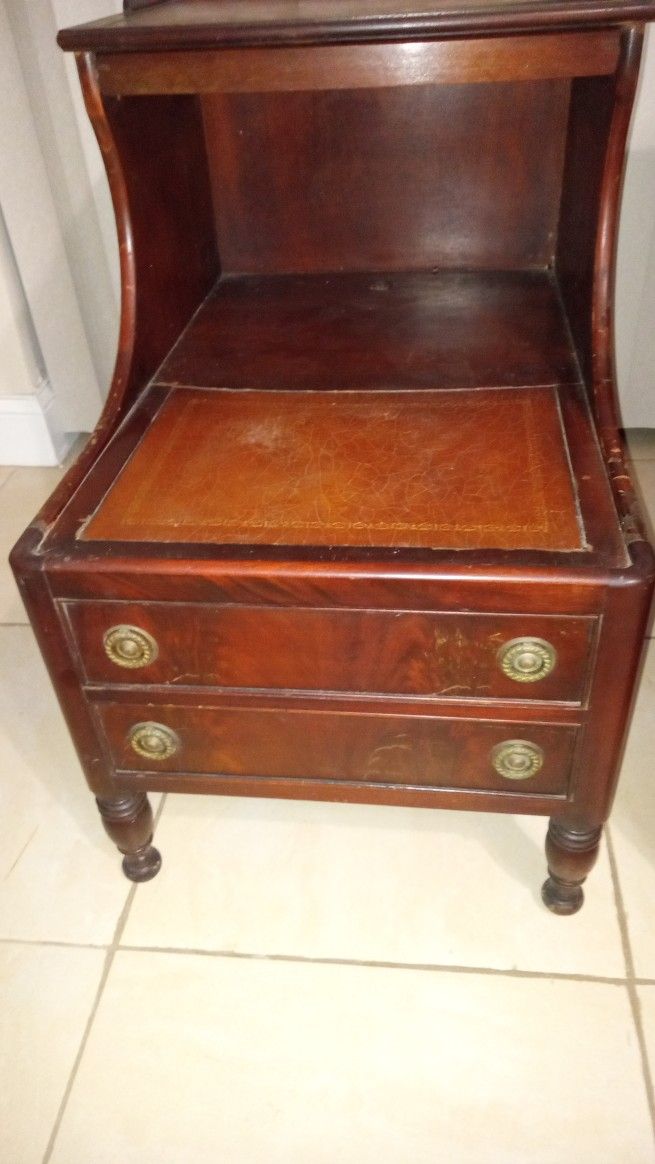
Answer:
104;625;158;669
128;722;180;761
497;637;556;683
491;739;544;781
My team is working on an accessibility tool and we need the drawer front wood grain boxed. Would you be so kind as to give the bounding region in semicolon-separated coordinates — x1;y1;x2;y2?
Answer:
97;701;577;796
65;600;596;704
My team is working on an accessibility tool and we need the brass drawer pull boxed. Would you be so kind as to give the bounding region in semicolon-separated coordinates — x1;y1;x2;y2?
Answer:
491;739;544;781
128;722;180;761
104;625;158;669
497;637;556;683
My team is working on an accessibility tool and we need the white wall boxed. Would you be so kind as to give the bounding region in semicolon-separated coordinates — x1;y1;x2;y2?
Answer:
0;209;45;399
0;0;117;463
617;28;655;428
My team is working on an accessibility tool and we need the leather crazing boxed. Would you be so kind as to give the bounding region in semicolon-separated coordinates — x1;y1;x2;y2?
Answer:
82;387;585;551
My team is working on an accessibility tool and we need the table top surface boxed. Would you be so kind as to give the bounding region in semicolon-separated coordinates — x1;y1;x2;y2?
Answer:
58;0;655;51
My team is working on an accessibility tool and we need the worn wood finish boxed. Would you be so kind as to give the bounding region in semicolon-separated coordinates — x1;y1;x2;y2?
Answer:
557;27;651;547
9;529;118;800
57;0;655;52
64;600;597;704
49;560;607;615
96;34;620;96
96;699;578;796
202;86;569;274
10;4;655;909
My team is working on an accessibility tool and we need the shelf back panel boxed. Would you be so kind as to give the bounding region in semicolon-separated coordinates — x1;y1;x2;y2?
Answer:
202;81;570;274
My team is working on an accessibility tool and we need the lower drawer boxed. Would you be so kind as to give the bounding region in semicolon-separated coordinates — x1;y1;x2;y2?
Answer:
96;702;578;796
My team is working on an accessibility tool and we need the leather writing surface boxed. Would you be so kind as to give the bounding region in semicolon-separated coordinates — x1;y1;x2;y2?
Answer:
81;387;584;551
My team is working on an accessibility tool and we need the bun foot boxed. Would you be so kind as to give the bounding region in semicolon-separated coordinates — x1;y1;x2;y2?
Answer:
122;844;162;883
541;875;584;916
97;792;162;882
542;818;602;916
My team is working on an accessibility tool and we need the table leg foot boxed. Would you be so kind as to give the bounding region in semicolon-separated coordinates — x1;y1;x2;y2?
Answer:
541;818;602;916
97;792;162;882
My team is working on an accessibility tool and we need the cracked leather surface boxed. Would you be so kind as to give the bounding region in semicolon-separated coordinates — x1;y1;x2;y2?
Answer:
82;386;584;551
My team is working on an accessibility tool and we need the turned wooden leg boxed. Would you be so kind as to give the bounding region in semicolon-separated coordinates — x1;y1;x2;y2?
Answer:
97;792;162;882
541;819;602;916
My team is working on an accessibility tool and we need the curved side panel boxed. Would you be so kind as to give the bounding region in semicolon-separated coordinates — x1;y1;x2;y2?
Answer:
557;25;650;553
77;51;138;435
32;50;219;532
28;52;137;532
591;27;652;550
592;26;644;442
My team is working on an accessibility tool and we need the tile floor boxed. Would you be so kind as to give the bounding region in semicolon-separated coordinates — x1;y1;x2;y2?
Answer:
1;433;655;1162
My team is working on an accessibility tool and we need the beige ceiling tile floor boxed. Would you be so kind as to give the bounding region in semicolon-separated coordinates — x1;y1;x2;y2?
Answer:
123;793;625;977
0;625;149;944
0;466;64;623
637;987;655;1099
0;942;105;1164
610;639;655;978
50;950;653;1164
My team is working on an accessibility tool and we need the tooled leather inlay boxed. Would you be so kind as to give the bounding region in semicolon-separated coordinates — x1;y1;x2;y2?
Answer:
81;388;585;550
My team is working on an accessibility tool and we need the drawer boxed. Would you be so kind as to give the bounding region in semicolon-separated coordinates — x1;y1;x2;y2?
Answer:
65;600;596;704
97;701;578;796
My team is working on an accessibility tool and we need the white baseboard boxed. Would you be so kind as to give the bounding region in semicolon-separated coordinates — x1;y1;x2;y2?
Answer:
0;382;78;466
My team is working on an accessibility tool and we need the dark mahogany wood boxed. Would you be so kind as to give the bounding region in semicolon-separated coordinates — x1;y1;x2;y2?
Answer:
542;819;602;915
201;86;570;275
95;33;619;95
63;599;597;704
10;3;655;904
156;271;580;385
96;791;162;881
96;699;578;796
57;0;655;53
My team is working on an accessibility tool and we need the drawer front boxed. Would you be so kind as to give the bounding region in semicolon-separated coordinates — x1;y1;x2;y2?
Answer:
66;601;595;704
97;702;577;796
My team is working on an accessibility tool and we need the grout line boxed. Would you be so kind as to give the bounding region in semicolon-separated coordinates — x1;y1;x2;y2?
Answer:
0;621;30;628
40;794;167;1164
116;941;628;988
2;827;39;882
39;889;138;1164
6;929;655;988
0;936;107;949
606;825;655;1146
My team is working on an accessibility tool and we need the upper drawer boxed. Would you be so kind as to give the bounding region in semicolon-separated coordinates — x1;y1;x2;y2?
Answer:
63;601;596;704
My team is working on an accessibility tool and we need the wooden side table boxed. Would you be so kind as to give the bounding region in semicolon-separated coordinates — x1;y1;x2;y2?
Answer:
11;0;655;913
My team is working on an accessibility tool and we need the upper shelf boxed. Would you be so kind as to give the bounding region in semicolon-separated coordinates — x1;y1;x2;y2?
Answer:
154;269;581;394
58;0;655;53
